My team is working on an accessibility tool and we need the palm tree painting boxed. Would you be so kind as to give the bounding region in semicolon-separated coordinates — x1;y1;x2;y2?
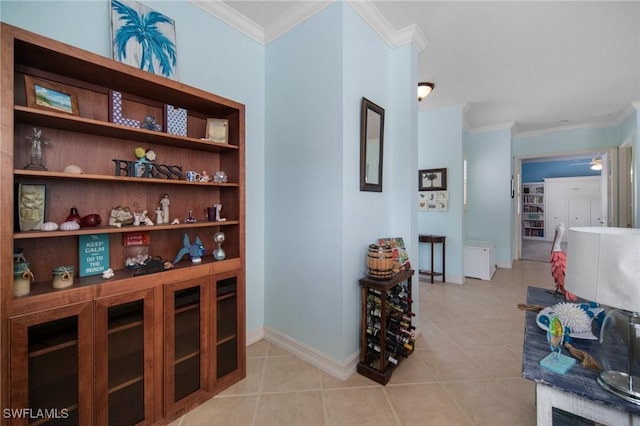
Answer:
111;0;177;80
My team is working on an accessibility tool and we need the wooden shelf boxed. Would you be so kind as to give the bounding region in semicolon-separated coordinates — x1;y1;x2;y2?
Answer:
15;169;239;186
15;106;239;152
14;220;240;239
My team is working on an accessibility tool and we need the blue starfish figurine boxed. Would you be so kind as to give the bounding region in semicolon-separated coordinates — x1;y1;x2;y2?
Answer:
173;233;205;264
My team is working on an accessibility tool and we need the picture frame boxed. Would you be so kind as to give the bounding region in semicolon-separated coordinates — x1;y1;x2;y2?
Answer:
111;0;177;80
418;168;447;191
205;118;229;144
418;190;448;211
24;76;79;115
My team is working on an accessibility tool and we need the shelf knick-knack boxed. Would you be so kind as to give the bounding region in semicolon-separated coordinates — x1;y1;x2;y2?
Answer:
24;128;49;171
213;232;225;261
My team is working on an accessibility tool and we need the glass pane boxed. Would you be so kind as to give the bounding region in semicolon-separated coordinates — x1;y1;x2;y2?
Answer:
108;300;145;425
174;287;200;402
28;316;79;425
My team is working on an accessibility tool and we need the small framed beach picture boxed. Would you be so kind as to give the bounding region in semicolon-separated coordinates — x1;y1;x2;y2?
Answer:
24;76;79;115
206;118;229;144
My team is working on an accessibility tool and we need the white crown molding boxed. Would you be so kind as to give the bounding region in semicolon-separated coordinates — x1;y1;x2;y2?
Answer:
190;1;265;43
264;0;335;44
513;119;620;139
191;0;426;51
471;121;516;135
347;0;427;51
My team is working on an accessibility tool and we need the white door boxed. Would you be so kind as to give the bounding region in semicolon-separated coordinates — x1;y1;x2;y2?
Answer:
600;152;610;226
546;198;568;241
590;199;604;226
568;199;589;227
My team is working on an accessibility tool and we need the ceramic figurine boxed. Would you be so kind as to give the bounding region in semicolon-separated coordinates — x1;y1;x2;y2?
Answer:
214;203;226;222
160;194;170;224
155;207;163;224
200;171;211;182
140;115;161;131
173;233;205;264
109;206;134;227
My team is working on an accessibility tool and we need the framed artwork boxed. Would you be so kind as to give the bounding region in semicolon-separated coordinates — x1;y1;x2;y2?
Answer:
206;118;229;143
24;76;79;115
419;191;448;211
111;0;177;80
418;168;447;191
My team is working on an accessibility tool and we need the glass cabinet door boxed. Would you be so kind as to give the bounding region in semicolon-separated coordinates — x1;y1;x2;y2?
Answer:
210;271;245;390
94;289;154;425
9;303;92;426
164;277;208;414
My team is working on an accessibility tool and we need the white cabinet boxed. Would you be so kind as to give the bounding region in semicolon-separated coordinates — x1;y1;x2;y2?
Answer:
464;241;496;281
544;177;601;241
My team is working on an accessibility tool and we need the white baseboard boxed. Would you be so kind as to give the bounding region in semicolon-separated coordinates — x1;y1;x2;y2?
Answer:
258;326;359;381
497;260;513;269
246;327;265;346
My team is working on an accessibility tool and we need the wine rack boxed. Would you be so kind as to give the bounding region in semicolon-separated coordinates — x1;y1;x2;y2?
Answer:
357;269;415;385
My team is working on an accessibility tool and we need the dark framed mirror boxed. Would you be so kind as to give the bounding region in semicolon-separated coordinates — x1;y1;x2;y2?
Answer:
360;97;385;192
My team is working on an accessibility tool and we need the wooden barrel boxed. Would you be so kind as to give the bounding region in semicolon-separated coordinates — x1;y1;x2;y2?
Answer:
367;244;394;279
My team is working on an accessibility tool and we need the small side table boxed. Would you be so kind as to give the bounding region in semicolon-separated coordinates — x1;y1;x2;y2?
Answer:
418;234;445;283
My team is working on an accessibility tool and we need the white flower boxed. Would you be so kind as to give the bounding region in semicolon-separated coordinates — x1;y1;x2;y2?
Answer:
145;150;156;161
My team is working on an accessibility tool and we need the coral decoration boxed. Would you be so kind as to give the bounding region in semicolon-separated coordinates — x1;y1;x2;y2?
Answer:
550;251;577;301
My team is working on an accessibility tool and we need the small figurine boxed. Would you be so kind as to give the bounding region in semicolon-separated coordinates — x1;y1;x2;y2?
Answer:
155;207;163;224
133;210;153;226
184;210;197;224
200;171;211;182
173;233;205;264
160;194;170;224
109;206;134;227
214;203;226;222
102;268;115;279
140;115;161;131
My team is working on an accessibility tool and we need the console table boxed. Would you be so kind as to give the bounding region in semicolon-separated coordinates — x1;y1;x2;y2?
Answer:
418;234;445;283
522;287;640;426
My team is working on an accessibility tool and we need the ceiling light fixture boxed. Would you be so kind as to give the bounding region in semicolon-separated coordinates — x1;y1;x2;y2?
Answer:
590;158;603;171
417;82;434;101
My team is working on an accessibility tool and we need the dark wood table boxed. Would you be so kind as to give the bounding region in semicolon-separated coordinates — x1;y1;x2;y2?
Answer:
418;234;445;283
522;287;640;425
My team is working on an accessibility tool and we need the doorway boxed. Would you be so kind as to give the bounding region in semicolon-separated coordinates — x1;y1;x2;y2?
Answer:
514;147;618;262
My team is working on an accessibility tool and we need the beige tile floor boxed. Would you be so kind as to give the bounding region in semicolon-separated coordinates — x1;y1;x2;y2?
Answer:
170;260;556;426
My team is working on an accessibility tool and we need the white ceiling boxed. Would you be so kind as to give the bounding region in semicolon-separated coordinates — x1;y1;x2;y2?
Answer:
213;1;639;136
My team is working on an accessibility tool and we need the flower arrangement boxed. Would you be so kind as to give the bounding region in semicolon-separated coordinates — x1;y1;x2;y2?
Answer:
134;147;156;162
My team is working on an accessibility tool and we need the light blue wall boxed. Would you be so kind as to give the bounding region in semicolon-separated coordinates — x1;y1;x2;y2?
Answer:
264;4;345;358
1;1;267;335
465;128;512;267
513;126;620;158
265;2;418;361
418;106;464;282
